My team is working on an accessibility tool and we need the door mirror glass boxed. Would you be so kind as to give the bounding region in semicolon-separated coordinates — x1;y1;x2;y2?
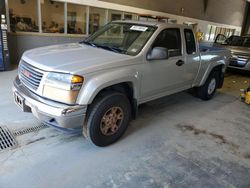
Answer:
147;47;168;60
214;34;227;45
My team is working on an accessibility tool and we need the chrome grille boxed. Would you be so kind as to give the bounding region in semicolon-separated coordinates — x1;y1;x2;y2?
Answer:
19;61;44;91
230;53;249;68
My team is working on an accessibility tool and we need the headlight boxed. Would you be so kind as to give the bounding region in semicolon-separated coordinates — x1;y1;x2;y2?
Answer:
43;73;84;104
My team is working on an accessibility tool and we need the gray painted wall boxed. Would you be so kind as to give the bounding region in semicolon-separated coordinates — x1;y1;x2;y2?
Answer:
8;34;84;64
7;34;214;65
102;0;246;27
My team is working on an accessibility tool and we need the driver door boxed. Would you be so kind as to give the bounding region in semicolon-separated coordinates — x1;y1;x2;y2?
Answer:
140;28;190;100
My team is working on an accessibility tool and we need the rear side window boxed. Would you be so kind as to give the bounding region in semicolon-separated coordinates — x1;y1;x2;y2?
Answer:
153;28;182;57
184;29;196;54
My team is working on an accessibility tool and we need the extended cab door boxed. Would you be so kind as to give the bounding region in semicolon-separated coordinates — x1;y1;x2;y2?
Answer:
140;28;195;100
183;29;200;86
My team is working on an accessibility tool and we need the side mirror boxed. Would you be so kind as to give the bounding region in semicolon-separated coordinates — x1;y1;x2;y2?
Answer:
214;34;227;45
147;47;168;60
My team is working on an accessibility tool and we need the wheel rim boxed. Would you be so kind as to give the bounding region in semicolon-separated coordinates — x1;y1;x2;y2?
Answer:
208;78;216;95
100;107;124;136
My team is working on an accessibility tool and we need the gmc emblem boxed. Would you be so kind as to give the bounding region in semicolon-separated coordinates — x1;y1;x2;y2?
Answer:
22;69;31;78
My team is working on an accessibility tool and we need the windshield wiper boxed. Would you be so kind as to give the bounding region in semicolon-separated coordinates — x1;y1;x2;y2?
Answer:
94;44;126;54
80;41;127;54
80;41;97;47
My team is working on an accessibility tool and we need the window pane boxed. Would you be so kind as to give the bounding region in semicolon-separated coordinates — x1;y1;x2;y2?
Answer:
214;27;220;40
205;25;212;41
109;10;122;21
230;29;235;36
224;28;229;37
89;7;106;34
124;14;132;20
9;0;38;32
220;28;226;35
209;26;216;41
184;29;196;54
124;13;138;20
86;23;156;56
67;4;86;34
41;0;64;33
153;28;182;57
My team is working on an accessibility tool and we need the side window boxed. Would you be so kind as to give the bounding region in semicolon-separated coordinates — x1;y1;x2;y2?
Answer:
153;28;182;57
184;29;196;54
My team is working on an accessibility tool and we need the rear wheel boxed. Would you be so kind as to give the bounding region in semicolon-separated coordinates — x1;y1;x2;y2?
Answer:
196;71;219;100
83;92;131;147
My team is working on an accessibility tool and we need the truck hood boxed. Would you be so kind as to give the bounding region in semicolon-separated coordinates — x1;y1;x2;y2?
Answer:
22;43;133;74
224;46;250;56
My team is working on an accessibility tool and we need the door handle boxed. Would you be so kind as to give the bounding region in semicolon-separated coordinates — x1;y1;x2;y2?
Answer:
176;60;185;66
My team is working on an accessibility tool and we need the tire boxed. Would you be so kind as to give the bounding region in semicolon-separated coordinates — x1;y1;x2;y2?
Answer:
196;70;219;101
83;92;131;147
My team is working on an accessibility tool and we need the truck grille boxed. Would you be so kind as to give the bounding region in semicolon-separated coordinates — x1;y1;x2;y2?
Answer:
19;61;44;91
229;54;249;68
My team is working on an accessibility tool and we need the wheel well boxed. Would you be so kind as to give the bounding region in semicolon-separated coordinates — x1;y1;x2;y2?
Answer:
99;82;133;100
92;82;138;119
213;65;224;73
211;65;225;88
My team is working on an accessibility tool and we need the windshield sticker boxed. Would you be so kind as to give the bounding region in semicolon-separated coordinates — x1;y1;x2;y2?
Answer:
130;26;148;32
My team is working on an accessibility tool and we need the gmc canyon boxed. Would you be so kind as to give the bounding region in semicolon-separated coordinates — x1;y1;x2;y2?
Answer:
13;20;230;146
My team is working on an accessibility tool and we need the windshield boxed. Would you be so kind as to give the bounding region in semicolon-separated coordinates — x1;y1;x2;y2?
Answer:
82;23;157;56
224;36;250;47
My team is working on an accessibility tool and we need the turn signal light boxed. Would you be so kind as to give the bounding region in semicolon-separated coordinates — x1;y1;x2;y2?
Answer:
71;75;84;83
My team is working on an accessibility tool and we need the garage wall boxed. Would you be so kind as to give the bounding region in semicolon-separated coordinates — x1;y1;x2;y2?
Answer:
101;0;246;27
6;0;246;65
8;33;83;64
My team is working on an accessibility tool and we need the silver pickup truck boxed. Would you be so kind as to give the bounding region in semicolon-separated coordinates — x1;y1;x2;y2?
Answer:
13;20;230;146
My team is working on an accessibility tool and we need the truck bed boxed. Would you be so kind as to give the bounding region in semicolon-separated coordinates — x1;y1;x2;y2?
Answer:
199;45;226;52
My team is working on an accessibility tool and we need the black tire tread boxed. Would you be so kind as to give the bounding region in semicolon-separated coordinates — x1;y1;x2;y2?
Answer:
196;70;219;101
84;91;131;147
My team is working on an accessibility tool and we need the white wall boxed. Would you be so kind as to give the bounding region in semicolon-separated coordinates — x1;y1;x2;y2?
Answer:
57;0;242;35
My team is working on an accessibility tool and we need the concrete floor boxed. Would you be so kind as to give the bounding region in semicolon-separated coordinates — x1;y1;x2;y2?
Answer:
0;70;250;188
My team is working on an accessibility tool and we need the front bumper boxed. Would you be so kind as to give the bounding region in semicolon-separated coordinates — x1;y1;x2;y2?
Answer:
228;59;250;71
13;76;87;130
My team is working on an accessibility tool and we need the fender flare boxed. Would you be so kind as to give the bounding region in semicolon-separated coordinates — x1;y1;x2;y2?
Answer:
77;69;140;105
198;60;226;87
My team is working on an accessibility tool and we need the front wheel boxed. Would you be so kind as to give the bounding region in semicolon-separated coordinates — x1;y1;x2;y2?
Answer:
83;92;131;147
196;71;219;100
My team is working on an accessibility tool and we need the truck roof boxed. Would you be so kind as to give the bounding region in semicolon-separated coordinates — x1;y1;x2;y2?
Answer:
112;20;192;30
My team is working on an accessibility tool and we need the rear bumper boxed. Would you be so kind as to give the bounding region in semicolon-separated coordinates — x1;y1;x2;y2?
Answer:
13;76;87;130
